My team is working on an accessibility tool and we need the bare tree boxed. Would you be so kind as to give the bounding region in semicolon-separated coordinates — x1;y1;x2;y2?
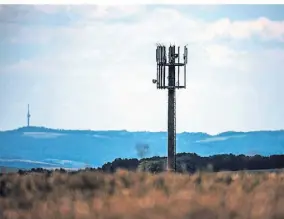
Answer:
135;143;150;159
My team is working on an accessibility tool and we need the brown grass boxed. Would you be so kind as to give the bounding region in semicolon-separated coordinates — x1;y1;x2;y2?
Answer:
1;170;284;219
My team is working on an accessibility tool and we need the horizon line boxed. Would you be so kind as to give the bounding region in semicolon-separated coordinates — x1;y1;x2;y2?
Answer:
1;125;284;136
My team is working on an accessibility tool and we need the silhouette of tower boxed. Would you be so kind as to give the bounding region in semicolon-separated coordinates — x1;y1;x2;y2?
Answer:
27;104;31;127
153;44;188;172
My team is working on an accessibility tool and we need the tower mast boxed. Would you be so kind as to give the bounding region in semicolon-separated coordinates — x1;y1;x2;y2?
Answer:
154;44;188;172
27;104;31;127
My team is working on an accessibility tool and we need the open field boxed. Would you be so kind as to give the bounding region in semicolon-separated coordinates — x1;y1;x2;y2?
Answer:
1;170;284;219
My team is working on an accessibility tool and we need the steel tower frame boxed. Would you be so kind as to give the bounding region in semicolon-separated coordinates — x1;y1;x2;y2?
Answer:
153;44;188;172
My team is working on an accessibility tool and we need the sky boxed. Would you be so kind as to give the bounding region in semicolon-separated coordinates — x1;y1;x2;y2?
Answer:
1;4;284;134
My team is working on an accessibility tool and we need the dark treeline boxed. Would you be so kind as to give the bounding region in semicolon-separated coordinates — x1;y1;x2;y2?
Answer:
99;153;284;173
11;153;284;175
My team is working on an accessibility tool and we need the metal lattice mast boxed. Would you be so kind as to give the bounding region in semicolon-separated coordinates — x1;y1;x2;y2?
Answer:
153;44;188;172
27;104;31;127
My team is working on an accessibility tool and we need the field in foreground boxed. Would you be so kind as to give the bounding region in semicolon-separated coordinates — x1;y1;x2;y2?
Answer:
1;170;284;219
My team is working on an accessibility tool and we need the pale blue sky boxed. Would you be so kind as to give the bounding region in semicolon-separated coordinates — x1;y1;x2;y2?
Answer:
1;5;284;134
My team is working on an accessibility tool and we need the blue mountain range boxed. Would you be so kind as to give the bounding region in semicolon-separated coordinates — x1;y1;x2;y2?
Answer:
0;126;284;170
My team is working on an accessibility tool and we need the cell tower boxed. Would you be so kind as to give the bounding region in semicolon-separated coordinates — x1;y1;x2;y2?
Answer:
153;44;188;172
27;104;31;127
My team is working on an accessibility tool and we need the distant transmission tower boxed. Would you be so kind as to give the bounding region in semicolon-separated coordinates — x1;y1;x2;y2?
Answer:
27;104;31;127
153;44;188;172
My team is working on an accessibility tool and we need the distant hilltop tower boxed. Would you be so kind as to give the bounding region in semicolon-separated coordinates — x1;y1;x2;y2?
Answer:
27;104;31;127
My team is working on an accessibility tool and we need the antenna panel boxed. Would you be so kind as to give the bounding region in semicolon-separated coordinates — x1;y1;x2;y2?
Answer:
162;46;166;64
157;46;160;63
156;47;159;63
168;46;172;63
184;46;188;64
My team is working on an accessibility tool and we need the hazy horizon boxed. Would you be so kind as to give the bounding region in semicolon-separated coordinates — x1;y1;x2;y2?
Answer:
1;5;284;135
1;125;284;135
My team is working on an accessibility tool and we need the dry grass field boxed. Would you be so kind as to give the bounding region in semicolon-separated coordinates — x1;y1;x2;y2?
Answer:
1;169;284;219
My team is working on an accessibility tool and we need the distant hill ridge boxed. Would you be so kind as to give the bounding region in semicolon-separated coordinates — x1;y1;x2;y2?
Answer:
2;126;284;136
0;126;284;169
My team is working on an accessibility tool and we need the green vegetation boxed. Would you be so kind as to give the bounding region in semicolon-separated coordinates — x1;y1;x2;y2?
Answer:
1;153;284;176
99;153;284;174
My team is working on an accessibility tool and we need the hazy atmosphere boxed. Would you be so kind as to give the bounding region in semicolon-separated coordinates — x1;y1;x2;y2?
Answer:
1;5;284;134
1;5;284;219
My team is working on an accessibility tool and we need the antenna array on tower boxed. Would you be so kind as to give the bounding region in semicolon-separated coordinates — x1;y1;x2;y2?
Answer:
154;44;188;90
153;44;188;172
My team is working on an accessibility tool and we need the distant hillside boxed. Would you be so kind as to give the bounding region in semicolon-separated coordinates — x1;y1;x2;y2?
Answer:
13;153;284;175
0;126;284;169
